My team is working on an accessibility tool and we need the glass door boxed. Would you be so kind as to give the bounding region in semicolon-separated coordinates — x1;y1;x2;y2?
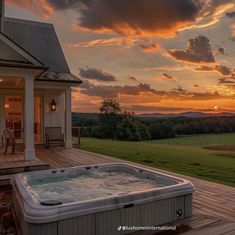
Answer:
4;95;43;144
4;96;24;143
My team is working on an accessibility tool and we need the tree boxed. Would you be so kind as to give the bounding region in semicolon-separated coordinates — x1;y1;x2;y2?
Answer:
99;100;121;114
98;100;151;141
98;99;121;140
116;112;151;141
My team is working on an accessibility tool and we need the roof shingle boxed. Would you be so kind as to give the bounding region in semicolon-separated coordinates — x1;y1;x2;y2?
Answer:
3;17;82;83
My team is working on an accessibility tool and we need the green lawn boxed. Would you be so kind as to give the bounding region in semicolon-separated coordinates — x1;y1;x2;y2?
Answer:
78;133;235;187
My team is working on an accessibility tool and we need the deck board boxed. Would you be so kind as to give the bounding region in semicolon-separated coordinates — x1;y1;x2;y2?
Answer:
0;147;234;235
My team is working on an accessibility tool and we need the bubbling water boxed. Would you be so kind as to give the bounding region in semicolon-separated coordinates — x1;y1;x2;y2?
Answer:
28;170;164;203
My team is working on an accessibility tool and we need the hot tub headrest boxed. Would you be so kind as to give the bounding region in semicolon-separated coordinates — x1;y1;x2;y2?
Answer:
40;200;63;206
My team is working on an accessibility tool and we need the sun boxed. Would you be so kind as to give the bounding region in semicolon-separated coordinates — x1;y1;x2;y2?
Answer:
213;105;219;111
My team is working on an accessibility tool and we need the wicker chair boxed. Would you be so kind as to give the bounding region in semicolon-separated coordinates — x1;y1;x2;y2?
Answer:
3;129;15;155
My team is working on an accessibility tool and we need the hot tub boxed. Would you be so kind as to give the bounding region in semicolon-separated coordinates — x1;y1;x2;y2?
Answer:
12;163;194;235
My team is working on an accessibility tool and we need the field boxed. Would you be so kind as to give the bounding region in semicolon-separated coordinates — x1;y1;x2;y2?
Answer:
78;133;235;187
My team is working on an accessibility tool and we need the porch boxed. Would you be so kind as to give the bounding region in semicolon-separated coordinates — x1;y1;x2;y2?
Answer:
0;147;234;234
0;14;82;161
0;74;74;161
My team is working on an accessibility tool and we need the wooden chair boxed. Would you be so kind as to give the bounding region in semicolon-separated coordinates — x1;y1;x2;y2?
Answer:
45;127;64;148
3;129;15;155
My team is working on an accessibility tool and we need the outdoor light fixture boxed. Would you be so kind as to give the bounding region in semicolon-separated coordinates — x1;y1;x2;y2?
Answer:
50;99;57;111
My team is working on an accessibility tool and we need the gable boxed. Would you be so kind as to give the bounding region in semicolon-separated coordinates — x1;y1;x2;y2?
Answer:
0;36;30;64
1;17;82;84
0;33;43;66
4;18;70;73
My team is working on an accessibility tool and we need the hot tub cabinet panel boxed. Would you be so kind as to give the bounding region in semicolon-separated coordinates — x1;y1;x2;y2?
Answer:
12;163;194;235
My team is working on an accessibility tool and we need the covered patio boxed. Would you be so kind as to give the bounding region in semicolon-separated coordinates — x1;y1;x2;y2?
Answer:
0;72;75;155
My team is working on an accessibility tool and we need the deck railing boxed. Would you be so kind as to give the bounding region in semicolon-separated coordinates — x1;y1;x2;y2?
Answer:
72;127;81;145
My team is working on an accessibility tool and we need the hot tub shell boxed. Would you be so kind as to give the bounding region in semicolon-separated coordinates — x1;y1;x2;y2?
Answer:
12;163;194;235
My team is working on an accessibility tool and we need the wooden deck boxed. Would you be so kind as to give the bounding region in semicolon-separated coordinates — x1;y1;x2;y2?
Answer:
0;147;235;234
0;147;49;186
0;148;45;169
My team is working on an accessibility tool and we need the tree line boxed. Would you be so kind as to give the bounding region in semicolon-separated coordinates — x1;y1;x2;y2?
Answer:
72;100;235;141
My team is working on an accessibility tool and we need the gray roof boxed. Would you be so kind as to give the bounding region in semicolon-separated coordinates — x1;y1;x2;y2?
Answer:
3;17;82;83
37;71;82;83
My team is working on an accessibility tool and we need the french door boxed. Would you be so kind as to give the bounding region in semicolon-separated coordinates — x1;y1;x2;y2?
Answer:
4;95;23;143
4;95;43;144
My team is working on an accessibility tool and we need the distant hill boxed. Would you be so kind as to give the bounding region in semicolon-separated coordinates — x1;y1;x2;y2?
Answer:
137;112;235;119
72;112;98;120
73;112;235;120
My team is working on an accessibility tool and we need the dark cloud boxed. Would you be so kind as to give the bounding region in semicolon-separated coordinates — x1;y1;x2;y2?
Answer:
195;65;232;76
72;0;202;37
226;12;235;18
80;80;234;101
172;85;187;93
46;0;232;37
218;70;235;84
161;73;177;81
217;47;225;55
167;35;215;64
193;84;199;87
129;76;138;81
79;68;117;82
9;0;233;37
215;65;231;76
139;43;160;52
218;78;235;84
47;0;80;9
80;80;163;98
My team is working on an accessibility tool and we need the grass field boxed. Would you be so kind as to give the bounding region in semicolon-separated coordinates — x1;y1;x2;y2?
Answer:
78;133;235;187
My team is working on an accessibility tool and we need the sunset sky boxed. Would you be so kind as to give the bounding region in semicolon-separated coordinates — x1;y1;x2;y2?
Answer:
5;0;235;114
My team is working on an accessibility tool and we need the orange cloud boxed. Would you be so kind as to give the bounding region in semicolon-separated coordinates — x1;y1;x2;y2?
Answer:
7;0;54;19
67;37;139;48
188;2;235;30
232;23;235;40
73;21;192;38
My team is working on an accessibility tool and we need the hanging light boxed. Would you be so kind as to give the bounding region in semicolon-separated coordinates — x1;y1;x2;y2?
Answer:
50;99;57;111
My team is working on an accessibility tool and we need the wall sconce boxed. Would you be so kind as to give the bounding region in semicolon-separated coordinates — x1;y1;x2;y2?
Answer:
4;104;9;109
50;99;57;111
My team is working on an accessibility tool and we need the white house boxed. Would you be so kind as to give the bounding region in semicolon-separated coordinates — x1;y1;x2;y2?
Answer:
0;0;82;160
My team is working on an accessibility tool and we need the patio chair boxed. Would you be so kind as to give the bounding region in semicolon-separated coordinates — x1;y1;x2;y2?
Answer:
45;127;64;148
3;129;15;155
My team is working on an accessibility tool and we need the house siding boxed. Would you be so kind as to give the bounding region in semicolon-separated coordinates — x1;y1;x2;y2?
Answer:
43;91;65;136
0;88;66;145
